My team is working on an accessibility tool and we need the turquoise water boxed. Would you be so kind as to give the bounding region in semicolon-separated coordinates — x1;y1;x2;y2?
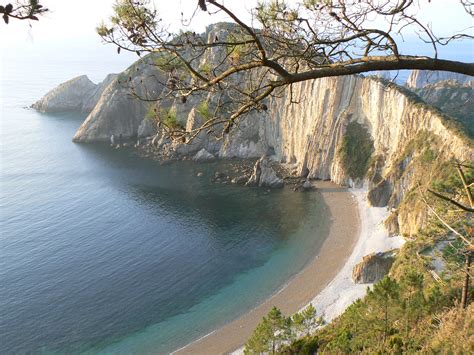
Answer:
0;53;330;354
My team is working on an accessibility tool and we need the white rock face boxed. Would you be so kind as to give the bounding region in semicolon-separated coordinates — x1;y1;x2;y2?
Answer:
406;70;472;88
32;75;97;113
65;63;472;190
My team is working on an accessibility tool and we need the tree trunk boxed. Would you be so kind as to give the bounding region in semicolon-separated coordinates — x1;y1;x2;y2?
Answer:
461;253;472;309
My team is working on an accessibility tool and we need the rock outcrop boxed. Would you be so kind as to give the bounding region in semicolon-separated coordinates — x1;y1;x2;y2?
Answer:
82;74;118;112
32;74;118;113
73;56;166;142
193;148;215;162
32;75;97;113
406;70;472;88
246;156;284;188
352;250;397;284
413;79;474;137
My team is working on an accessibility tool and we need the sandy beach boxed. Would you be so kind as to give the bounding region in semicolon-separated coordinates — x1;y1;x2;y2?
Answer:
174;181;359;354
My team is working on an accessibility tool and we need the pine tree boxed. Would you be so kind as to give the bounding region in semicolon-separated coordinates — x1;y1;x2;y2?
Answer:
244;306;291;354
292;304;324;337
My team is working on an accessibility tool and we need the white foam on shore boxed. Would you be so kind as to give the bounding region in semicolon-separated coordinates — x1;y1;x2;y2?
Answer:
231;187;405;355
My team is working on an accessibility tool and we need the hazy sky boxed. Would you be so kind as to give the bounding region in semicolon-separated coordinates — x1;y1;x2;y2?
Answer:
2;0;473;60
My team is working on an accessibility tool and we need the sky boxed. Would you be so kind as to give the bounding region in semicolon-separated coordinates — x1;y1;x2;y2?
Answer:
1;1;473;63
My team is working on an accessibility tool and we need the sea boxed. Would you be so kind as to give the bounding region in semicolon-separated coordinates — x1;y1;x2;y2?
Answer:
0;44;330;354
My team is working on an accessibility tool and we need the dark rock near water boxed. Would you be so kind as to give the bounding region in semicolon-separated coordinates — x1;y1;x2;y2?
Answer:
246;156;284;189
231;175;248;185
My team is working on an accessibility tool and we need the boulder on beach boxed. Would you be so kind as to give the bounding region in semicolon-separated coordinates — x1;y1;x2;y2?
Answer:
352;250;397;284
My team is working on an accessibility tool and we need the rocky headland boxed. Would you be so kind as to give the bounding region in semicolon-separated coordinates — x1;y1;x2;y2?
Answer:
32;74;118;113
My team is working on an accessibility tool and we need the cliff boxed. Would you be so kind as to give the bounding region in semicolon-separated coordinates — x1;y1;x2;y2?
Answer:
33;24;473;237
413;79;474;137
72;57;166;142
406;69;472;88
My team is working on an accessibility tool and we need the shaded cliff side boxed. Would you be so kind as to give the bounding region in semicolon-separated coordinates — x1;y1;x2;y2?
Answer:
72;56;167;142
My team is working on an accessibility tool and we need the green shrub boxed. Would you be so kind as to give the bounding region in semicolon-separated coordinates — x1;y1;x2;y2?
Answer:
197;101;211;120
145;104;157;121
339;121;374;179
154;53;184;72
159;107;182;129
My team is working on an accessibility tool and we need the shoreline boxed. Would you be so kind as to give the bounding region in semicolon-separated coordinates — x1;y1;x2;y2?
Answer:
174;181;360;354
306;187;405;323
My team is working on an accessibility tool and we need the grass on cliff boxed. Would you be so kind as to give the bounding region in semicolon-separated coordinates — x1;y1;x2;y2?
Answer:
145;104;183;129
339;121;374;180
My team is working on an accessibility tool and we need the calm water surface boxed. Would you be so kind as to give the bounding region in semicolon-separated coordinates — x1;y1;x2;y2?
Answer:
1;53;330;354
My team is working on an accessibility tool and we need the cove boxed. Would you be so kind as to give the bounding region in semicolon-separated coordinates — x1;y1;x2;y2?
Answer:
0;109;331;354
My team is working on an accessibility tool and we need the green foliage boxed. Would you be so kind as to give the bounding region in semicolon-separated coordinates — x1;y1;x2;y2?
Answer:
246;304;325;354
98;0;156;47
159;107;182;129
154;53;184;72
300;272;449;352
280;211;472;354
416;85;474;138
199;62;212;75
145;104;157;122
339;121;374;179
428;303;474;353
292;304;323;337
283;335;319;354
244;306;291;354
197;101;211;120
278;161;473;352
420;148;436;164
225;31;253;63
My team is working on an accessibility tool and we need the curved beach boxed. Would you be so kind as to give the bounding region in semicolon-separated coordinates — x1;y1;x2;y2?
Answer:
174;181;359;354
